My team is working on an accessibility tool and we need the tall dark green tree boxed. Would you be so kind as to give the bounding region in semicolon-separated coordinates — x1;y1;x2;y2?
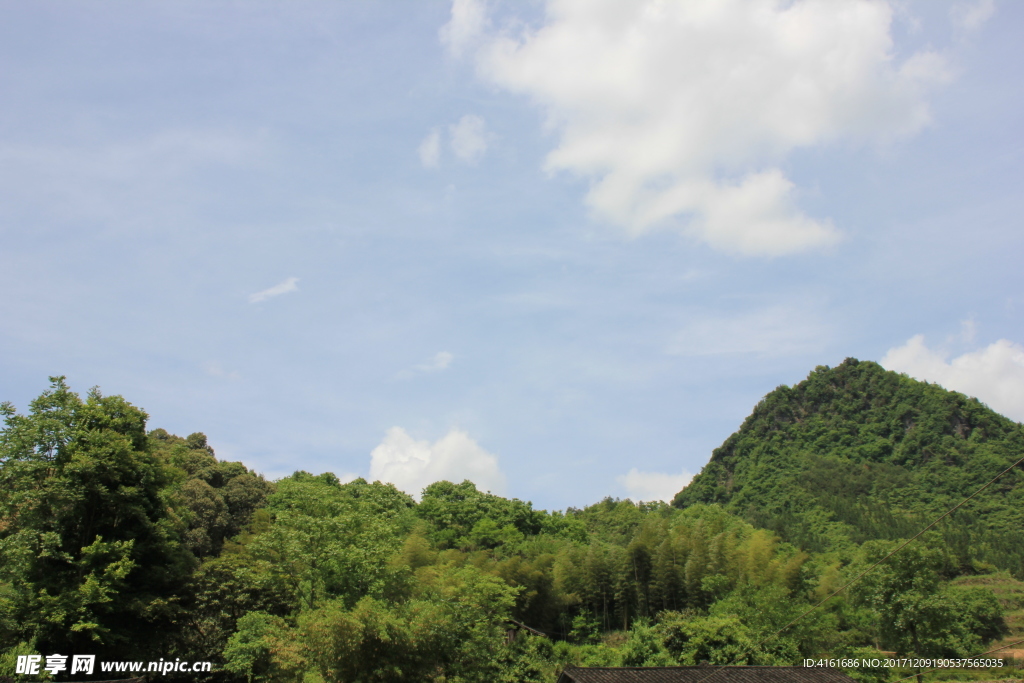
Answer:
0;378;192;658
149;429;273;559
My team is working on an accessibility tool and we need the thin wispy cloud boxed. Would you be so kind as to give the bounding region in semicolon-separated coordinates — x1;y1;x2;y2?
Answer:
418;128;441;168
417;351;454;372
248;277;299;304
949;317;977;346
950;0;996;33
396;351;455;380
419;116;490;168
449;115;489;164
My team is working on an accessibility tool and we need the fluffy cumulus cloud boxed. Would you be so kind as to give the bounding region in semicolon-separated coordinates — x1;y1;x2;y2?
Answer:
443;0;950;256
882;335;1024;422
248;276;299;303
369;427;506;499
618;468;694;503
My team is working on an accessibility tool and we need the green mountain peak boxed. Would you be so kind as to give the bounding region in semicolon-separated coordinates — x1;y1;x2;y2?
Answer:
673;358;1024;575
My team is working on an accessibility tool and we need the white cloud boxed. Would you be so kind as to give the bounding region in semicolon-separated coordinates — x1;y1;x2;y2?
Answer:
881;335;1024;422
248;276;299;304
440;0;489;57
417;351;454;372
449;0;950;255
618;467;694;503
449;114;489;164
418;128;441;168
950;0;995;33
668;306;828;356
369;427;506;500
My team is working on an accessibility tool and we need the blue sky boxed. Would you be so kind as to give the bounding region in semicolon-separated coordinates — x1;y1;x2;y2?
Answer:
2;0;1022;510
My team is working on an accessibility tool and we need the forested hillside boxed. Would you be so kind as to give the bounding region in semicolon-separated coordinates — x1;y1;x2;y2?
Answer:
674;359;1024;577
1;375;1021;682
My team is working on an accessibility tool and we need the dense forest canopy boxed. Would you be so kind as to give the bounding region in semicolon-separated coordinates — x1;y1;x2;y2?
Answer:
1;366;1022;682
675;359;1024;576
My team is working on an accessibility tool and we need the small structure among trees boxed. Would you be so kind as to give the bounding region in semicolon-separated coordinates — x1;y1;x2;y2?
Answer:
557;666;857;683
506;618;547;644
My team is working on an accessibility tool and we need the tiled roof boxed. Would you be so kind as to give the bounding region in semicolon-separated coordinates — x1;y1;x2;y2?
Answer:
558;666;857;683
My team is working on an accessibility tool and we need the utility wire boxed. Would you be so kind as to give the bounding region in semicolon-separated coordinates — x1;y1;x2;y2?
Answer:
689;452;1024;683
